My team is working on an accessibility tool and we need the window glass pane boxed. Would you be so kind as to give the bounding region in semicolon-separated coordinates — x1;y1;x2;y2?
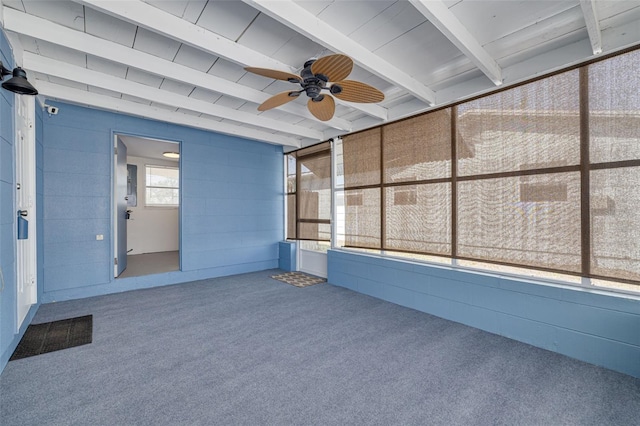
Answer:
344;188;380;249
286;154;296;193
146;187;179;205
384;109;451;182
385;183;451;254
457;70;580;176
286;194;296;239
457;172;581;272
146;166;179;188
298;152;331;221
591;167;640;281
343;128;381;187
299;223;331;241
589;49;640;163
300;240;330;253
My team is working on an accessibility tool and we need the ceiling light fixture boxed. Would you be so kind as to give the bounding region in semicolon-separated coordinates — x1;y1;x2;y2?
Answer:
0;62;38;95
162;152;180;159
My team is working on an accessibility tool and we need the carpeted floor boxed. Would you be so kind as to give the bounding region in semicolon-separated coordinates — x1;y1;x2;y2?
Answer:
1;269;639;425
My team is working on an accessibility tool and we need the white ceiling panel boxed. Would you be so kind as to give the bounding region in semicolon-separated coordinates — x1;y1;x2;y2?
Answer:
348;1;426;52
3;1;25;12
84;6;137;47
8;0;640;148
316;0;396;36
207;59;247;82
293;1;333;16
121;135;180;161
237;13;306;58
48;75;88;91
270;34;327;67
87;85;122;99
597;1;640;20
214;95;247;110
141;0;188;20
196;0;260;41
133;27;181;61
450;0;578;46
373;21;463;81
29;39;87;67
159;79;196;97
599;3;640;30
20;0;85;31
121;93;152;106
173;44;218;72
16;34;41;54
483;6;584;62
86;55;128;79
126;67;164;88
143;0;207;24
236;72;274;91
189;87;222;104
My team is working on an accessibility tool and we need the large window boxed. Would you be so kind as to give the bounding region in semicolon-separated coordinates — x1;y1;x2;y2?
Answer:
334;48;640;291
285;142;331;243
145;165;179;207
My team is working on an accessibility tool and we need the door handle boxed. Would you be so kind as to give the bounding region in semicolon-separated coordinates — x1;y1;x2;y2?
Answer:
124;196;129;200
18;210;28;217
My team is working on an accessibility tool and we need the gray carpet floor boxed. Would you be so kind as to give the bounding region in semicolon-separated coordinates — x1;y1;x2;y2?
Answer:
1;269;639;425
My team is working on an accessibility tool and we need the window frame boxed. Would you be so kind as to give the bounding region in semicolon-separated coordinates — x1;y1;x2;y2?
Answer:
144;164;180;208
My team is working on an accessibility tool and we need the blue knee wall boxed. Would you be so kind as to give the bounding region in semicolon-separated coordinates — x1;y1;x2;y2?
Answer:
327;249;640;378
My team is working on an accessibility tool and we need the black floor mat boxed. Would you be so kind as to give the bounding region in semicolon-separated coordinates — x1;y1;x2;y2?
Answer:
10;315;93;361
271;272;326;288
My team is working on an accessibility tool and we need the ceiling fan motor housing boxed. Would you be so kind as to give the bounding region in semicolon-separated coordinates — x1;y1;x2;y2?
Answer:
246;54;384;121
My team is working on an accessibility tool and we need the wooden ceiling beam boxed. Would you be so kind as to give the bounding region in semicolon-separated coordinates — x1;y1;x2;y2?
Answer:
3;7;352;132
23;53;323;140
34;80;302;148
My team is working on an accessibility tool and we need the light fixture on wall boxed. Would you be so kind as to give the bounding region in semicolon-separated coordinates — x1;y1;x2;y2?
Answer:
162;152;180;159
0;62;38;95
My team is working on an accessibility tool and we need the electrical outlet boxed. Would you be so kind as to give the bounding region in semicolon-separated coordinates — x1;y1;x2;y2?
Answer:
96;234;104;240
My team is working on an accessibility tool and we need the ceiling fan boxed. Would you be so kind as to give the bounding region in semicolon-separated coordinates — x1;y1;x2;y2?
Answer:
244;54;384;122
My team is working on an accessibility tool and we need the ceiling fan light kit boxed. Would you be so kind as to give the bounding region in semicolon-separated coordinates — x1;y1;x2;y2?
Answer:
245;54;384;121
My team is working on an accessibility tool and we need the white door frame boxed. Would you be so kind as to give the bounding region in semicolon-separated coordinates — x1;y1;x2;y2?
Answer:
15;95;37;332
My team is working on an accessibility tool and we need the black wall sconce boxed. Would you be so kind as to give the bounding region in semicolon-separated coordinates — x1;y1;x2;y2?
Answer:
0;61;38;95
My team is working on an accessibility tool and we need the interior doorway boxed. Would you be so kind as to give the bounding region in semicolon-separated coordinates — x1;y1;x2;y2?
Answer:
113;134;180;278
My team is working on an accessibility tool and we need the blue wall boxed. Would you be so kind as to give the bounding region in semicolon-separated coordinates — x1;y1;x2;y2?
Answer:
278;241;296;271
40;101;283;302
328;250;640;378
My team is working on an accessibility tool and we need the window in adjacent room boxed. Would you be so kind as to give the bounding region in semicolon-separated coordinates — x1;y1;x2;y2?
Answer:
145;165;179;207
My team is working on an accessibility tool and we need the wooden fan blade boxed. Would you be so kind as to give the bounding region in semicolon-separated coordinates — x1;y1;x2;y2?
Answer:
311;54;353;82
258;91;300;111
245;67;301;83
333;80;385;103
307;95;335;121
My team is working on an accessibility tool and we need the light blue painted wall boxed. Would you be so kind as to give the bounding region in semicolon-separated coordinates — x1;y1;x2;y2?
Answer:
328;249;640;378
0;30;40;372
278;241;296;271
41;101;283;302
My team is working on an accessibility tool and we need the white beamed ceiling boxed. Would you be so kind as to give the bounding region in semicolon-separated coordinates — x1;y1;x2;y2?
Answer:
2;0;640;150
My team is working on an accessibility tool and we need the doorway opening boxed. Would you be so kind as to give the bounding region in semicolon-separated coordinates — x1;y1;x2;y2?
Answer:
113;134;180;278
